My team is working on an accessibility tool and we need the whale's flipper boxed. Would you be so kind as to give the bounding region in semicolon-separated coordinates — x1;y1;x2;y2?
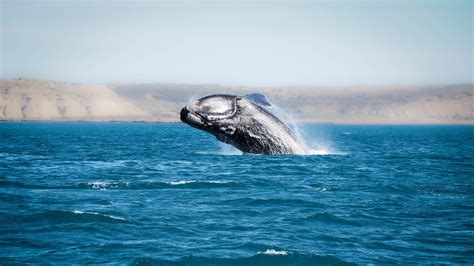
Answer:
244;93;271;107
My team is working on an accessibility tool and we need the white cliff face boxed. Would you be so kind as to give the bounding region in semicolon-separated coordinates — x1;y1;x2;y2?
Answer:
0;79;149;120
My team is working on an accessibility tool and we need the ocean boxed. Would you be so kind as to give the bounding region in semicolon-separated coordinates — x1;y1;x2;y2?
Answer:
0;122;472;264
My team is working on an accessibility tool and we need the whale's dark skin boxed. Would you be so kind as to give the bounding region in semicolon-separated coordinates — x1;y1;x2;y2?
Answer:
180;94;306;155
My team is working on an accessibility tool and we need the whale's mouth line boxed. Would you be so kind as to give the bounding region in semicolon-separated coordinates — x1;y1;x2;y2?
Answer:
180;107;213;130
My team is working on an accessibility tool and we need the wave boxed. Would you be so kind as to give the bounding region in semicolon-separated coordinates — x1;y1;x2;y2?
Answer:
314;187;328;193
168;180;232;186
0;180;49;189
72;210;126;221
132;251;355;265
256;249;289;255
0;180;237;190
304;213;361;226
2;210;129;224
222;197;324;208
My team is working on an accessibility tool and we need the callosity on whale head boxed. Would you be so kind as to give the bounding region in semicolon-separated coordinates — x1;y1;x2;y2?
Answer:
180;93;308;155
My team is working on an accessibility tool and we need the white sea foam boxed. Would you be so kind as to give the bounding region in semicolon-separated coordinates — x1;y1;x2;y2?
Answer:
257;249;289;255
88;181;129;190
169;180;194;185
106;214;127;221
72;210;126;221
168;180;231;185
308;149;330;155
89;181;110;190
315;187;328;192
207;180;232;184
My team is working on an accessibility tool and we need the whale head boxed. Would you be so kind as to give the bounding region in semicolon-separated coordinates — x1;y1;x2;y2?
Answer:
180;94;306;154
180;94;239;140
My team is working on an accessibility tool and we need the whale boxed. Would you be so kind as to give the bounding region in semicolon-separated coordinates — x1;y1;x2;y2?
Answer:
180;93;307;155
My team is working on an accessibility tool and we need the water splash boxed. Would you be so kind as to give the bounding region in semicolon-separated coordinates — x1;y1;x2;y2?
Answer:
257;249;290;255
308;149;331;155
267;104;338;156
218;142;243;155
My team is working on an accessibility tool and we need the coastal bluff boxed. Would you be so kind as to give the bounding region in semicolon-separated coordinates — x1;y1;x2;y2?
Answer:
1;79;472;124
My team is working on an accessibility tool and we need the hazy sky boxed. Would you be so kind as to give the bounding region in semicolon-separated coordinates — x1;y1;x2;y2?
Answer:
1;0;472;86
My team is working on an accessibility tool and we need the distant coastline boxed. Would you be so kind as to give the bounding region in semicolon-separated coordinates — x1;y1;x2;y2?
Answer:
3;120;474;126
1;78;472;124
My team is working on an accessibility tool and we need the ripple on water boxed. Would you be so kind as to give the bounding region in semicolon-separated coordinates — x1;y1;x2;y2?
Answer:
0;210;130;225
1;123;472;264
303;213;362;226
131;251;355;266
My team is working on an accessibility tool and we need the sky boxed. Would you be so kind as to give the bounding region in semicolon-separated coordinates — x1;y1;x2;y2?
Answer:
0;0;472;86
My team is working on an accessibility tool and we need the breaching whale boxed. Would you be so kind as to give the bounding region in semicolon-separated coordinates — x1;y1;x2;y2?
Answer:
180;93;307;155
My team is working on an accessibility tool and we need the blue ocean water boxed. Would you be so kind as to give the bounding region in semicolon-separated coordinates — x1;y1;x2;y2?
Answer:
0;122;472;265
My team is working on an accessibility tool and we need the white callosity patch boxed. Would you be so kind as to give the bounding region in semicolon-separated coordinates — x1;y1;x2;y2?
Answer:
197;97;235;121
201;98;231;113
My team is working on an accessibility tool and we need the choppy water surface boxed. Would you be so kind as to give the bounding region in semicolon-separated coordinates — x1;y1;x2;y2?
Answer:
0;122;472;264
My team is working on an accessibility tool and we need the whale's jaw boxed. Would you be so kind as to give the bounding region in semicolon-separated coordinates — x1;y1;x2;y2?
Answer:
180;106;216;133
180;107;203;128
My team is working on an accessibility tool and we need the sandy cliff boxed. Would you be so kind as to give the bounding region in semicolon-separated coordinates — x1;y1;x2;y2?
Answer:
1;79;472;124
0;79;150;121
112;83;473;124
